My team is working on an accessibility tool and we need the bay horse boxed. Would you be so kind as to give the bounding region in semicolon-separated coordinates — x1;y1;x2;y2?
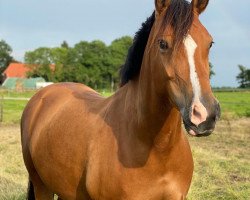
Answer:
21;0;220;199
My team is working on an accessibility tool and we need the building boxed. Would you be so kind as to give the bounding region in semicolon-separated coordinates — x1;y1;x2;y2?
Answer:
1;63;49;90
2;77;46;90
2;63;30;80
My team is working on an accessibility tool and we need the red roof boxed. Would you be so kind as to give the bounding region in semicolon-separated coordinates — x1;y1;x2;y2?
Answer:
3;63;30;78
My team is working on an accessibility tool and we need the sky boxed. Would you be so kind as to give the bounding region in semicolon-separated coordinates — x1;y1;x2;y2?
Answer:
0;0;249;87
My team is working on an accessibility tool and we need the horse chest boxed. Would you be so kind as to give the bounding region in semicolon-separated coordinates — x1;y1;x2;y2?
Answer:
86;155;191;200
86;132;192;200
87;171;186;200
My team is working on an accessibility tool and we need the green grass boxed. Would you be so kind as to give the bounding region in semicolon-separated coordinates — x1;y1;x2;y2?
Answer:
0;89;34;124
214;91;250;118
98;90;113;97
0;90;36;98
0;90;249;124
0;119;249;199
188;118;250;199
1;100;28;124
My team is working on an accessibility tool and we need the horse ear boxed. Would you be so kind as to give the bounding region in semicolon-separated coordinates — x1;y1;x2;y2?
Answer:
155;0;171;16
192;0;209;14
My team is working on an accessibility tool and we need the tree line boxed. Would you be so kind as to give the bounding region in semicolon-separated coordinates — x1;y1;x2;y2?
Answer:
0;39;249;89
24;37;133;90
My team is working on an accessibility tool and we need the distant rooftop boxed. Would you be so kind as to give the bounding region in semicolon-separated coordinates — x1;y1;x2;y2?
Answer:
3;63;30;78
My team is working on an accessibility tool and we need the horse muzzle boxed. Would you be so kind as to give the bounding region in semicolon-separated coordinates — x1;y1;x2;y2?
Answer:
182;101;221;137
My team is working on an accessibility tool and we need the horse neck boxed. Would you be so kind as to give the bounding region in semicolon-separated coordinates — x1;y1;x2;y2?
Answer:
118;51;182;148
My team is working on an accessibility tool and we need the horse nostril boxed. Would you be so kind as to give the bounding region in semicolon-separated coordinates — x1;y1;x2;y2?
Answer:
193;106;199;116
190;102;208;126
193;106;202;120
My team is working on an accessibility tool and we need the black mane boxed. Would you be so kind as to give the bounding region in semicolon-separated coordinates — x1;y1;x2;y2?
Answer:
120;12;155;87
120;0;193;86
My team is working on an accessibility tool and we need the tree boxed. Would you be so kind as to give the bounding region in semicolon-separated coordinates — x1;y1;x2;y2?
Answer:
23;36;133;89
209;62;215;79
25;47;70;82
25;48;53;81
70;40;108;87
61;41;69;49
106;36;133;90
0;40;15;84
0;40;14;72
236;65;250;88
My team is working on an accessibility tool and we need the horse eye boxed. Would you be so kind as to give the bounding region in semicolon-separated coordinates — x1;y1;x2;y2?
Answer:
210;41;214;49
159;39;169;50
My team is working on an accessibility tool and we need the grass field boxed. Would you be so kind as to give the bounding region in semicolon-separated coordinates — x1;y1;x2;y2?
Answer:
0;100;28;124
0;119;249;199
0;90;36;99
214;91;250;118
188;118;250;199
1;90;250;124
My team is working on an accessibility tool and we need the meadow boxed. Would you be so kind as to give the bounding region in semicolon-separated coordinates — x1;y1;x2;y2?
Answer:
0;90;249;124
214;91;250;118
0;89;249;199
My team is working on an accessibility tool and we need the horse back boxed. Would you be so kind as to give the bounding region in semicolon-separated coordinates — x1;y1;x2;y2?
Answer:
21;82;104;139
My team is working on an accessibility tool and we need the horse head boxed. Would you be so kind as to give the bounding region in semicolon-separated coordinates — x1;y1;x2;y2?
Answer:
149;0;220;136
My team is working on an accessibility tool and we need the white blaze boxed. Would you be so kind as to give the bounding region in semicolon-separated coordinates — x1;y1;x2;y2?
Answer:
184;34;201;102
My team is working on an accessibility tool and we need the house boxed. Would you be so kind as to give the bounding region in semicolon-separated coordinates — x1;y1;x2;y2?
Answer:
2;63;30;79
1;63;50;90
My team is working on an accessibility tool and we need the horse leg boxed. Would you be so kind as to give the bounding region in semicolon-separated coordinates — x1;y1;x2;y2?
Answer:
24;163;54;199
30;174;54;200
33;186;54;200
27;180;35;200
34;182;54;200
